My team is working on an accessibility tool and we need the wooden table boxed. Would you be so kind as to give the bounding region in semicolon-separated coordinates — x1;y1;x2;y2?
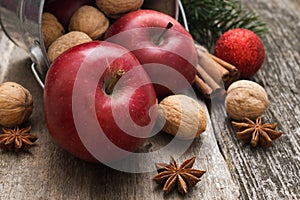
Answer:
0;0;299;199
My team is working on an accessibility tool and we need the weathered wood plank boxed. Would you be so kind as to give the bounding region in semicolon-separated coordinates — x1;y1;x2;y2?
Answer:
0;43;238;199
210;0;300;199
0;30;237;200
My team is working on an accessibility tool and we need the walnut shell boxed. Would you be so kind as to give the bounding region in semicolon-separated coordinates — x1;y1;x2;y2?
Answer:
47;31;92;62
225;80;269;121
0;82;33;127
69;5;109;40
42;12;65;49
157;95;206;140
96;0;144;19
42;12;57;21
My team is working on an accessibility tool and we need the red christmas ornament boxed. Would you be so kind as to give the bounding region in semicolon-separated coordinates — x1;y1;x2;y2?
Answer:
214;28;265;78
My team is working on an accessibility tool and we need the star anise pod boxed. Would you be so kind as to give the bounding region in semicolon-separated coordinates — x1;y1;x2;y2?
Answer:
232;117;283;147
0;126;37;152
153;156;206;194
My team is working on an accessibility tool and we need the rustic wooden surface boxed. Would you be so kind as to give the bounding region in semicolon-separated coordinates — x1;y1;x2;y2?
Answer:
0;0;299;199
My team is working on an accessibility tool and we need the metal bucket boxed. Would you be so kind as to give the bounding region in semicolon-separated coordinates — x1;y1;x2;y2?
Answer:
0;0;181;87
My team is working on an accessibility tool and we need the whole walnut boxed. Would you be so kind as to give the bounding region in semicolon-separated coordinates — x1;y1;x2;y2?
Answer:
225;80;269;121
96;0;144;19
42;12;65;49
157;95;206;140
0;82;33;127
47;31;92;62
69;5;109;40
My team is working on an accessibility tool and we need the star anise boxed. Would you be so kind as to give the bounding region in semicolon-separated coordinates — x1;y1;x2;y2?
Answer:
153;156;206;194
0;126;37;152
232;117;283;147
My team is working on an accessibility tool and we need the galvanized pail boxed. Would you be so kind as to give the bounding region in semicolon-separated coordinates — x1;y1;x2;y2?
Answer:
0;0;182;87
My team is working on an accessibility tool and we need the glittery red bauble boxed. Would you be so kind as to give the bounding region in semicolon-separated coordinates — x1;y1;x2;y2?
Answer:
214;28;265;78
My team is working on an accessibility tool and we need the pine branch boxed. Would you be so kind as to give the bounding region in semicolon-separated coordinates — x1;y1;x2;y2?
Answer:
181;0;268;51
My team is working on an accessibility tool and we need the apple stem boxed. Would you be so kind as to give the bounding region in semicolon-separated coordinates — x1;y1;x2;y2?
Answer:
105;69;125;95
154;22;173;45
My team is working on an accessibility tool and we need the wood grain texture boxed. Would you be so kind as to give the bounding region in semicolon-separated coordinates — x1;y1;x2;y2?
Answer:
0;32;238;199
211;0;300;199
0;0;299;199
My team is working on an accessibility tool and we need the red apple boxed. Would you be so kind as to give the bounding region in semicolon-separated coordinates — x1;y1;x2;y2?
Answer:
105;9;197;99
43;0;95;28
44;41;157;163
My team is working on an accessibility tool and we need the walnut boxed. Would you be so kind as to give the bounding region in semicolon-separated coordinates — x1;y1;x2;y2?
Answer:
42;12;65;49
157;95;206;140
0;82;33;127
96;0;144;19
225;80;269;121
42;12;57;21
47;31;92;62
69;5;109;40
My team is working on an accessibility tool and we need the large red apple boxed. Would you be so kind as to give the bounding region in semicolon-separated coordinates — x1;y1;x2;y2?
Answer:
105;9;197;99
44;41;157;163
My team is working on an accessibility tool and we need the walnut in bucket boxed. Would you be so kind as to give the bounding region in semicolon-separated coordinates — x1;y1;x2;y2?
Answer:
47;31;92;62
96;0;144;19
69;5;110;40
42;12;65;49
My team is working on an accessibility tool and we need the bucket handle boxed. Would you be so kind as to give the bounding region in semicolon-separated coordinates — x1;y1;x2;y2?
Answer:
178;0;189;31
31;62;45;88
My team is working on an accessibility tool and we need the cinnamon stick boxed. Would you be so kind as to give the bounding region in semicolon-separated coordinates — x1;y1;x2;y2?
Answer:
209;53;240;87
213;61;231;83
193;44;240;99
209;53;238;73
194;75;226;100
195;64;220;91
195;44;229;85
195;64;226;99
193;76;212;99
